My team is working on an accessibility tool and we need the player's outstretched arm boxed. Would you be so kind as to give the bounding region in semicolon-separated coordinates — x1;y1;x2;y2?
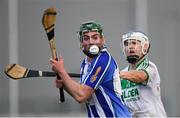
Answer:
120;70;148;83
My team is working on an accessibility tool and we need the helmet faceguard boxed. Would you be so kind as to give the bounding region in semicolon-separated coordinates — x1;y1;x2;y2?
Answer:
121;31;150;63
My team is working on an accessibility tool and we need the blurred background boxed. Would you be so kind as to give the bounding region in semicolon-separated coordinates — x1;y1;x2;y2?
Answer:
0;0;180;117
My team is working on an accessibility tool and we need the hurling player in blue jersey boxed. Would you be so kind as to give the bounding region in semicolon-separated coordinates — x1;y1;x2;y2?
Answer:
50;21;131;117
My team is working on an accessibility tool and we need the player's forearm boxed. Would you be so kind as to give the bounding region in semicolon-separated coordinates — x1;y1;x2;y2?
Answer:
120;70;147;83
58;70;88;103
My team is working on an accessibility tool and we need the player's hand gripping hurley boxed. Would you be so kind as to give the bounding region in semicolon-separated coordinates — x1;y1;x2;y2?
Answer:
42;7;65;102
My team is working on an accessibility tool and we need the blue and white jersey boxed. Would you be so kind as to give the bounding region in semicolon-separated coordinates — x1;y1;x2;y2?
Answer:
80;48;131;117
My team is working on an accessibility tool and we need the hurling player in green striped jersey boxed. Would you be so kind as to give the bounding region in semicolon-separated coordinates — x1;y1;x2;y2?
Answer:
120;31;167;117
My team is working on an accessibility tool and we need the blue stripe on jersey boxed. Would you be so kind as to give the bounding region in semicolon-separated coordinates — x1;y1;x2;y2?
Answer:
86;105;91;117
95;88;114;117
90;105;100;117
80;59;86;83
86;104;100;117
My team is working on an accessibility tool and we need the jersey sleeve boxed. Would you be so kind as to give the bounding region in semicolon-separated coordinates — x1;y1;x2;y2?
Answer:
144;62;162;96
139;69;150;85
141;62;160;86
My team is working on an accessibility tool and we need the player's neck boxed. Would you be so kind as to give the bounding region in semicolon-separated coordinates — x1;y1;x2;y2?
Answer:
130;64;136;70
87;57;93;62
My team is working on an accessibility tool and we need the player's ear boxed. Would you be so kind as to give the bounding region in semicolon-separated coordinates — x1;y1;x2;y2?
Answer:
143;43;149;54
102;37;106;45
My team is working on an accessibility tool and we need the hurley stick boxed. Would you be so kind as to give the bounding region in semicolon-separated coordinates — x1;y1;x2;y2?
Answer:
5;64;80;80
42;7;65;102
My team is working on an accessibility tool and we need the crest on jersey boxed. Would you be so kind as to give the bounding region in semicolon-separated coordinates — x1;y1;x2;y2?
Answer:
90;66;101;83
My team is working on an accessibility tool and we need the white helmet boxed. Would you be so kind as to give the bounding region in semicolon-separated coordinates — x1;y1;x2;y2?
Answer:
121;31;150;55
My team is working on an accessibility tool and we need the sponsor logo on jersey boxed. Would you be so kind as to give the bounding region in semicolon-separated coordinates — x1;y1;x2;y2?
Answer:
121;80;140;102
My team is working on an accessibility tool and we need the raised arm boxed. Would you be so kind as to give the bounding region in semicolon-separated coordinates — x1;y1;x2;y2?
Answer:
50;56;94;103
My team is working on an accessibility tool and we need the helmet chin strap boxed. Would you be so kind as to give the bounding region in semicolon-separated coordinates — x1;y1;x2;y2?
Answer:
126;55;139;64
